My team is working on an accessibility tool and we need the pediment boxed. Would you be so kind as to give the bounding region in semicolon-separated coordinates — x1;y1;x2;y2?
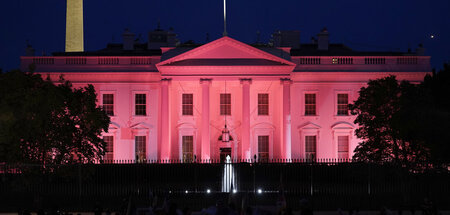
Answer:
130;122;153;130
298;122;321;130
331;122;355;130
156;37;295;76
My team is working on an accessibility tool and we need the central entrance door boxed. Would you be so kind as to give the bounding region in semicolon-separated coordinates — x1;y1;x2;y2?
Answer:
220;147;232;163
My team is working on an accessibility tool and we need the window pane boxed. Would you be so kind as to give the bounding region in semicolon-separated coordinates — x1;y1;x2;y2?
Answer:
337;94;349;116
103;94;114;115
135;136;146;160
258;94;269;115
103;136;114;160
182;94;193;116
305;94;316;115
258;136;269;161
338;136;349;159
135;94;147;116
220;93;231;115
305;135;316;160
182;136;194;162
136;94;146;104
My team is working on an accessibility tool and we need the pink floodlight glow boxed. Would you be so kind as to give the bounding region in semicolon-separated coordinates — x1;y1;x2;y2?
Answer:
20;36;430;163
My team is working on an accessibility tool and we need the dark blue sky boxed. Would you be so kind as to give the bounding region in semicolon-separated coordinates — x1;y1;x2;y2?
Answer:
1;0;449;71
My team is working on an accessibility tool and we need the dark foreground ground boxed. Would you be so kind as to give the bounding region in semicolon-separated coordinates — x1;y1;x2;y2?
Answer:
1;162;448;213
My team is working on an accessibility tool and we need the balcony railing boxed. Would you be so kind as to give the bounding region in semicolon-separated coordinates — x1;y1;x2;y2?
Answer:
21;56;157;66
293;56;428;65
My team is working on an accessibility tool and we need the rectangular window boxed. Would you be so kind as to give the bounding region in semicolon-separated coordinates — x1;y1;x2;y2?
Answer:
135;136;146;161
258;94;269;115
135;94;147;116
103;136;114;161
337;94;349;116
305;94;316;116
305;135;317;160
182;136;194;162
338;136;349;159
258;136;269;161
220;93;231;115
102;94;114;116
182;94;193;116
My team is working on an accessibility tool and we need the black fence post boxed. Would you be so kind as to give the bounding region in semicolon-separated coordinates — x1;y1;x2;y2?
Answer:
367;162;371;196
78;163;82;197
253;155;257;193
310;163;313;196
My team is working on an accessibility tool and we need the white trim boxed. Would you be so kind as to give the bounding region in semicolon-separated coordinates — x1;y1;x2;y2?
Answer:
179;92;196;118
301;90;319;118
131;122;152;160
132;91;150;117
256;92;270;117
334;90;352;117
331;122;354;159
99;90;116;117
298;122;320;159
177;123;198;161
252;122;275;160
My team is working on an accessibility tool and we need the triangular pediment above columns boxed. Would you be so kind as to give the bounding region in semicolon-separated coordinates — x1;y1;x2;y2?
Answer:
298;122;321;130
156;36;296;76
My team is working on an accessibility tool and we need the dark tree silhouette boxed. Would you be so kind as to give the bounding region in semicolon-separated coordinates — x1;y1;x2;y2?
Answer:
421;64;450;164
0;70;110;164
351;64;450;168
349;76;429;167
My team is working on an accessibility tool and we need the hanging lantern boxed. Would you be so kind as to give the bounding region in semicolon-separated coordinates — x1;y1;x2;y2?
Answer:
221;125;230;142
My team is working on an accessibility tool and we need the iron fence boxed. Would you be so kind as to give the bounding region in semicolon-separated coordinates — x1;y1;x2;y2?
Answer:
0;160;449;211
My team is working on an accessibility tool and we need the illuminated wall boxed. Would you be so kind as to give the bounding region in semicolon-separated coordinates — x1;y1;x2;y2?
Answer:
20;37;430;162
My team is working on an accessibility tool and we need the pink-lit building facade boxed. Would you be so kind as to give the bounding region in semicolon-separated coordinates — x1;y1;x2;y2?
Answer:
20;29;430;162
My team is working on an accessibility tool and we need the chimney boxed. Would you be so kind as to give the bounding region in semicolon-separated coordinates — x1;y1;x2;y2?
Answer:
123;29;135;50
317;27;329;51
148;27;178;49
65;0;84;52
272;31;282;47
26;43;35;56
416;44;425;56
271;30;300;48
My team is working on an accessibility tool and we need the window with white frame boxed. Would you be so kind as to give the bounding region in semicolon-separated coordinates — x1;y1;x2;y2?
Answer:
305;135;317;160
338;136;349;159
102;94;114;116
103;136;114;161
305;94;316;116
258;136;269;161
182;94;193;116
258;94;269;115
135;94;147;116
182;136;194;162
337;94;349;116
135;136;146;161
220;93;231;115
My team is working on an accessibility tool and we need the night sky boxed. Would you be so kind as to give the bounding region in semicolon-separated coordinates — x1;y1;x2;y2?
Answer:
1;0;449;71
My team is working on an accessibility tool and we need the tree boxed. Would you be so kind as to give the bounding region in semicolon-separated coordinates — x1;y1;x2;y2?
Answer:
351;64;450;168
349;76;430;167
420;64;450;164
0;70;110;164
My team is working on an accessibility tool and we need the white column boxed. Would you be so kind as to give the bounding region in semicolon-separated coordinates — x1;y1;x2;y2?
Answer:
200;79;211;161
281;78;292;160
241;79;251;160
160;78;171;160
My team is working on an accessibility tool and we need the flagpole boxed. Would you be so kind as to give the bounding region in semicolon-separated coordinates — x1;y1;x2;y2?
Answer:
223;0;227;36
